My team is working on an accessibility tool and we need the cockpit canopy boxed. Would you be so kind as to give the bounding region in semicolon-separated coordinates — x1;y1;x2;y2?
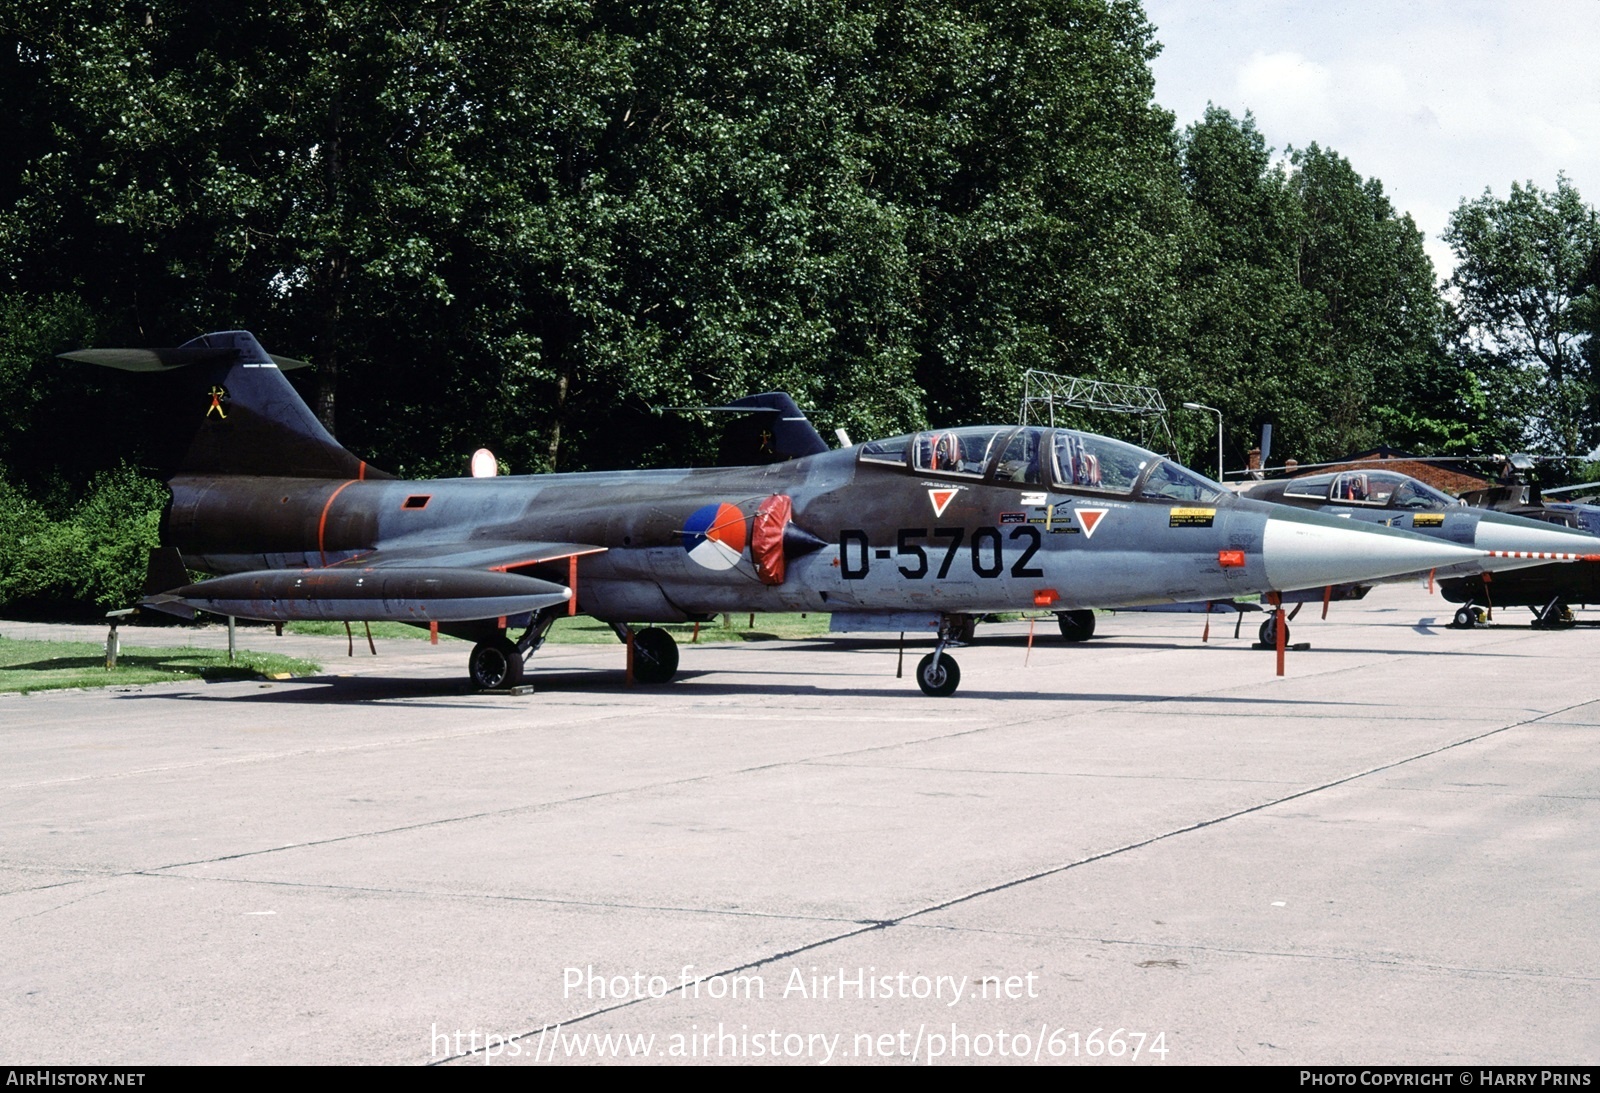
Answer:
1281;470;1464;510
857;425;1225;503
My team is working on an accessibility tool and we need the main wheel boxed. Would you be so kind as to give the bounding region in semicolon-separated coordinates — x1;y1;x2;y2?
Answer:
1056;610;1096;642
1453;606;1477;629
916;652;961;697
469;637;524;690
631;627;680;684
1259;615;1289;646
1533;602;1574;630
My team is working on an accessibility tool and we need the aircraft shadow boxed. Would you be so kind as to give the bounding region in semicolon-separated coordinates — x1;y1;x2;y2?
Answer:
108;668;1390;708
967;637;1548;660
113;673;490;707
2;653;292;682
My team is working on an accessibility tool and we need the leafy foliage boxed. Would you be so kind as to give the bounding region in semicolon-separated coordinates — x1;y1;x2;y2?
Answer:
2;2;1599;614
1444;176;1600;456
1167;109;1455;467
3;0;1187;475
0;466;165;612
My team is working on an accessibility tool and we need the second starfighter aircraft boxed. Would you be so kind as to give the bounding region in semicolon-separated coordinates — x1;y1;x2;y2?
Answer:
68;331;1492;696
1238;468;1600;632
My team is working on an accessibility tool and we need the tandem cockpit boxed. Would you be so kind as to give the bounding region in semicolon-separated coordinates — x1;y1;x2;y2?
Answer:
1271;470;1466;511
854;425;1227;504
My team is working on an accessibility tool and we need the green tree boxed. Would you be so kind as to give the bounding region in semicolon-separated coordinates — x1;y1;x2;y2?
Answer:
3;0;1194;480
0;465;164;613
1171;110;1453;468
1444;176;1600;456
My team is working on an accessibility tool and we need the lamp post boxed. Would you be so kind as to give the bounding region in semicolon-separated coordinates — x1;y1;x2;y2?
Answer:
1182;402;1224;481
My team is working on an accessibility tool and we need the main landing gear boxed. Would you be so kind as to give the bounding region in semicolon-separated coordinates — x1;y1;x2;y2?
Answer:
467;609;559;691
1258;615;1289;647
1056;610;1096;642
1530;598;1574;630
464;613;685;691
468;636;524;690
623;624;681;684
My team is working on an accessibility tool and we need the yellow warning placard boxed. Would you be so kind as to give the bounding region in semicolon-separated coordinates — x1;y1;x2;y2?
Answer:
1169;507;1216;528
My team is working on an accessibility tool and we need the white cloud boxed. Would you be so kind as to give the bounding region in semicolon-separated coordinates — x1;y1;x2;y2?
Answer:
1143;0;1600;277
1235;50;1335;135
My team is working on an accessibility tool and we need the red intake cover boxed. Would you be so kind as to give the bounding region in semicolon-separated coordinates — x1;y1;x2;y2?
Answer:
751;494;793;585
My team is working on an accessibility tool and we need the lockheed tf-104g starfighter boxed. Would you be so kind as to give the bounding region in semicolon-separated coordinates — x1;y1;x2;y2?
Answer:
67;331;1491;696
1238;469;1600;635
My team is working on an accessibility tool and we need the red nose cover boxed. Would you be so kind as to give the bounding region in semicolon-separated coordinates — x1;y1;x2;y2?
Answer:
751;494;793;585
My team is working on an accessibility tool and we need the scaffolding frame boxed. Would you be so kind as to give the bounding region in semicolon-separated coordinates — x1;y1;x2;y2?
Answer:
1017;369;1176;454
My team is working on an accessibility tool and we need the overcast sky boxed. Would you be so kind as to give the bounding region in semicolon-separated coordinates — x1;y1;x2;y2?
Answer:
1142;0;1600;278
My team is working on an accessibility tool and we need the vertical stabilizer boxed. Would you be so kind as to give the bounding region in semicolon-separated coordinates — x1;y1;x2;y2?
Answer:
62;330;388;479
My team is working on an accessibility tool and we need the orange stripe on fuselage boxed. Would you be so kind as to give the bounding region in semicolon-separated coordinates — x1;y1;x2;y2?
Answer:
318;480;359;566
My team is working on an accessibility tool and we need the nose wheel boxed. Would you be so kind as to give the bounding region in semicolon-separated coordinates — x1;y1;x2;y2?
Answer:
913;615;969;696
916;652;961;697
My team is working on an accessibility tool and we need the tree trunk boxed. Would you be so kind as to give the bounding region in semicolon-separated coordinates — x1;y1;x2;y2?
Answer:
312;87;346;435
547;366;571;469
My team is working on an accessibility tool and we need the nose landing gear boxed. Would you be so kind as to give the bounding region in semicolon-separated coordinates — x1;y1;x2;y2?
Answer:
915;615;973;697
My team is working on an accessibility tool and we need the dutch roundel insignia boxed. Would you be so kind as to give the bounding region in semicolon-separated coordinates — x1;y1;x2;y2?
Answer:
682;502;747;570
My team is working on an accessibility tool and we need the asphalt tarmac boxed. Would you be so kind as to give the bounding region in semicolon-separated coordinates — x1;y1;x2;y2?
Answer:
1;583;1596;1066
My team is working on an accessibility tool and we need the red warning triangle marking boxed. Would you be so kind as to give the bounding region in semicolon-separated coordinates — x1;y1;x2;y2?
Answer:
929;488;960;518
1077;507;1108;539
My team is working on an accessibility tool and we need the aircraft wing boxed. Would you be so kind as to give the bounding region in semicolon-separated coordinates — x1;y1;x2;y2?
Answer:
328;540;607;573
149;540;607;623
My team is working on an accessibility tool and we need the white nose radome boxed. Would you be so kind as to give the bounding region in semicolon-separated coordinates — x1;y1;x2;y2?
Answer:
1262;513;1486;591
1472;515;1600;571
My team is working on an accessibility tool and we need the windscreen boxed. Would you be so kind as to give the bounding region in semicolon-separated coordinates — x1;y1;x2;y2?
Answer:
1052;430;1152;494
1140;460;1227;503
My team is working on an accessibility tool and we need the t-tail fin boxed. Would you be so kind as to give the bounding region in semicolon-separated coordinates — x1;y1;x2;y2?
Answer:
713;392;830;465
62;330;388;479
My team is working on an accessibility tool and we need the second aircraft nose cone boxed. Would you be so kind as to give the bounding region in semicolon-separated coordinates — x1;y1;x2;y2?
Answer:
1262;511;1486;591
1472;513;1600;569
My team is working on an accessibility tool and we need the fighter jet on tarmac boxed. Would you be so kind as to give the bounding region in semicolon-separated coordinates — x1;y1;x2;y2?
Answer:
66;331;1492;696
1238;469;1600;634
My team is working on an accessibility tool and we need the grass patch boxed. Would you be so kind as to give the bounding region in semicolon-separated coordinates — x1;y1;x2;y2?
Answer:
545;613;835;644
0;636;321;694
288;612;1052;646
287;613;837;644
284;620;451;641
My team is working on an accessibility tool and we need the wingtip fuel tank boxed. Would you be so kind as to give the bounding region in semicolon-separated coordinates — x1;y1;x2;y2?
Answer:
161;568;571;623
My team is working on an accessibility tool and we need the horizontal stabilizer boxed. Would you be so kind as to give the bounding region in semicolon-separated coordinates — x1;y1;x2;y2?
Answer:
59;348;311;372
665;392;829;465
